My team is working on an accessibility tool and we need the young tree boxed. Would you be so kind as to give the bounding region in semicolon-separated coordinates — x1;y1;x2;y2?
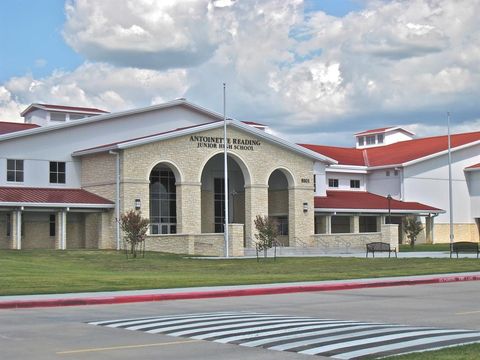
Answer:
403;216;424;248
254;215;279;259
119;210;150;258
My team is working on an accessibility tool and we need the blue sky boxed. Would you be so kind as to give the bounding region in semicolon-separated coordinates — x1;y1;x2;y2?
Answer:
0;0;478;145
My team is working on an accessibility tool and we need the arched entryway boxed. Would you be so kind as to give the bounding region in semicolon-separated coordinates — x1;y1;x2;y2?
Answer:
200;153;249;233
149;163;179;234
268;169;292;246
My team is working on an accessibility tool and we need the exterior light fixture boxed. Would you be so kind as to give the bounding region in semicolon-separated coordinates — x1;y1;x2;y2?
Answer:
135;198;141;210
303;202;308;213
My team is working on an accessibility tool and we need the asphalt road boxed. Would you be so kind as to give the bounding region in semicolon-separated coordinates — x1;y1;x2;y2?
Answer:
1;281;479;360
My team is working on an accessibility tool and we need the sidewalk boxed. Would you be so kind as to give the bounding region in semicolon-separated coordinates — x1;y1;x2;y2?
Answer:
1;271;479;310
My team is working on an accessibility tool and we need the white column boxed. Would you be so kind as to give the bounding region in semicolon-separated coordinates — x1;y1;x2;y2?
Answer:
60;210;67;250
313;162;327;197
15;210;22;250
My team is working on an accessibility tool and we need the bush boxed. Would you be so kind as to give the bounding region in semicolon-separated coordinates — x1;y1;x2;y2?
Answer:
119;210;149;258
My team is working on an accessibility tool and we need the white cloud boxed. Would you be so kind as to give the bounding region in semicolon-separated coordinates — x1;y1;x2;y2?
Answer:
1;0;480;145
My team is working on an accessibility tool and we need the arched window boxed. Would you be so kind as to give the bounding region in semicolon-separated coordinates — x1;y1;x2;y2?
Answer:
149;165;176;234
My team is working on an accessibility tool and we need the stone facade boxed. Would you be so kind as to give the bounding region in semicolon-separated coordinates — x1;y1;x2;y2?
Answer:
432;223;479;243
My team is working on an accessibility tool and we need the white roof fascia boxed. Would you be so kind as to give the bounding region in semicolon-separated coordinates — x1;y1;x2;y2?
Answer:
73;120;338;164
402;139;480;167
0;202;114;208
2;99;224;142
366;164;403;170
314;208;444;214
326;165;368;174
464;167;480;172
355;127;415;137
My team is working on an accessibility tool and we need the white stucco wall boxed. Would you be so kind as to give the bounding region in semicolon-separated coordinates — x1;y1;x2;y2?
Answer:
467;170;480;218
0;105;220;188
325;171;366;191
403;144;480;224
366;168;402;199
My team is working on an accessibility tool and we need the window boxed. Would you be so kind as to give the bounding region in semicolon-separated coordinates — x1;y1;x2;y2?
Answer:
315;215;327;234
331;215;352;233
366;135;376;145
49;214;56;237
358;136;364;146
394;169;399;176
50;113;66;122
350;179;360;189
7;159;24;182
214;178;226;233
69;114;85;121
328;178;339;188
313;174;316;193
386;170;390;176
272;216;288;235
6;214;10;237
149;165;177;234
377;133;384;144
50;162;66;184
360;216;378;233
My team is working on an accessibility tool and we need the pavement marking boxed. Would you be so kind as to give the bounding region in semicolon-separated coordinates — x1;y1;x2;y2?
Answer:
455;310;480;315
56;339;200;355
89;312;480;359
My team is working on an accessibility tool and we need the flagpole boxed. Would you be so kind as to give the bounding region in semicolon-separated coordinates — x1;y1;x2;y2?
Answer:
447;112;454;249
223;83;229;258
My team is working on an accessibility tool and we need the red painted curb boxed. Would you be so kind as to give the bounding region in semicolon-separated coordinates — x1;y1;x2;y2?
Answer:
1;274;479;309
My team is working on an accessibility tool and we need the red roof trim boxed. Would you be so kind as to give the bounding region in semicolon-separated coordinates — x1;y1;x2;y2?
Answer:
355;126;414;136
0;187;113;206
242;121;266;127
0;121;40;135
315;191;443;212
301;131;480;167
465;163;480;170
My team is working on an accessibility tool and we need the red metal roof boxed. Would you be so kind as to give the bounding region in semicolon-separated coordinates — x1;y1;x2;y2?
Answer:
242;121;266;127
301;131;480;166
0;187;113;206
315;191;442;212
0;121;40;135
465;163;480;170
21;103;109;116
299;144;365;166
354;127;393;136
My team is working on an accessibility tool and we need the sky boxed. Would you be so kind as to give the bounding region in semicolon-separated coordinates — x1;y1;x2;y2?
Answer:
1;0;479;146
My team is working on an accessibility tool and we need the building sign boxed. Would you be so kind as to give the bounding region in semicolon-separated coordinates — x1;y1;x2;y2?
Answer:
190;135;261;151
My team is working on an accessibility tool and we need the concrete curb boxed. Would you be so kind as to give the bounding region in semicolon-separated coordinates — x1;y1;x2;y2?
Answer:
1;274;479;309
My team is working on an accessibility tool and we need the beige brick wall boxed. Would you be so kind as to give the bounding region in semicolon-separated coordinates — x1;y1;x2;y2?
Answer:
67;213;85;249
22;213;55;249
0;212;11;249
433;223;479;243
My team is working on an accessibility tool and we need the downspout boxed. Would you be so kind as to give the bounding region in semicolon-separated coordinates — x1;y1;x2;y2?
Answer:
109;150;121;250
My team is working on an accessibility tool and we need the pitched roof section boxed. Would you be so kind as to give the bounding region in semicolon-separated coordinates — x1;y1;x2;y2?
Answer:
0;121;40;135
301;131;480;167
21;103;109;116
72;120;338;164
465;163;480;171
0;187;114;208
299;144;365;166
355;126;415;136
315;191;443;213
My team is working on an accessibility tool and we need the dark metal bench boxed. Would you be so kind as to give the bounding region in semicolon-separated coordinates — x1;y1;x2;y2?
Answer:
366;242;397;258
450;242;479;258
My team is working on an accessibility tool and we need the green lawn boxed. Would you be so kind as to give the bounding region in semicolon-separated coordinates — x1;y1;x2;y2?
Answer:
384;343;480;359
399;244;451;252
1;250;479;296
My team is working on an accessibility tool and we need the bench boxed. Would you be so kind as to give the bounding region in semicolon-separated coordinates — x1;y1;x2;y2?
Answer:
450;242;480;258
366;242;397;258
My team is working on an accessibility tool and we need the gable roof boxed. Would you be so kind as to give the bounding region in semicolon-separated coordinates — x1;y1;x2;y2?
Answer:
1;99;226;142
0;187;114;208
465;163;480;172
301;131;480;168
355;126;415;136
315;191;443;213
21;103;109;116
0;121;40;135
72;119;337;164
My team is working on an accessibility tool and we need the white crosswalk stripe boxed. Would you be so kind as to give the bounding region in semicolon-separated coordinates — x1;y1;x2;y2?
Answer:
89;312;480;359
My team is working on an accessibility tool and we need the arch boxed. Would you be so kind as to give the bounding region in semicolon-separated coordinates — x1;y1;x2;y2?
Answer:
266;166;295;188
146;160;183;184
267;168;291;246
149;163;178;234
198;151;252;186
